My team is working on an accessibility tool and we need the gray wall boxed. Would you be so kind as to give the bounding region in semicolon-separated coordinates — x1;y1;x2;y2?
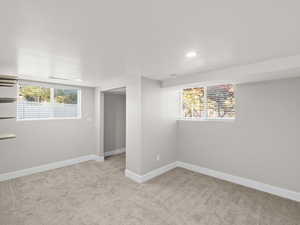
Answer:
177;77;300;193
141;77;178;174
100;76;178;175
0;87;97;174
125;76;143;174
104;93;126;152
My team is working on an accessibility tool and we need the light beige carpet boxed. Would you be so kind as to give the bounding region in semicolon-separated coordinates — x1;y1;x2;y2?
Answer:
0;153;299;225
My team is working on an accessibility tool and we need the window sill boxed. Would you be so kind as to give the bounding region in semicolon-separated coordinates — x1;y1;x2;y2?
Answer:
17;117;82;122
177;118;235;122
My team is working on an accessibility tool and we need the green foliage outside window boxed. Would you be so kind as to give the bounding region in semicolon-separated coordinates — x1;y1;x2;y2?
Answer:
18;86;50;102
55;89;78;104
182;88;205;118
18;85;78;104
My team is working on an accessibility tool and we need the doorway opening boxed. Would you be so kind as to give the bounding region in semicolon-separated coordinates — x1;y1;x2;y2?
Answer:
102;87;126;168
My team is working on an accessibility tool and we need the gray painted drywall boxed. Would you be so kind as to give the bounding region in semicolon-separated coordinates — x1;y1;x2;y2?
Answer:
0;87;97;174
141;77;178;174
125;76;143;174
100;76;178;175
94;88;104;157
100;75;144;174
177;77;300;192
104;92;126;152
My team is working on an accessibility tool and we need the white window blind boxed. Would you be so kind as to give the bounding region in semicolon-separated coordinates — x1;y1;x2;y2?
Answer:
182;84;235;120
17;83;81;120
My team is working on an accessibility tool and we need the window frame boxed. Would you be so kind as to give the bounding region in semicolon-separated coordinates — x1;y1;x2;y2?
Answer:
179;84;235;121
17;81;82;121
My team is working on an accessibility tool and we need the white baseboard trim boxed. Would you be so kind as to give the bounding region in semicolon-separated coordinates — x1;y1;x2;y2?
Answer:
125;169;144;183
125;160;300;202
177;161;300;202
125;162;177;183
2;154;298;202
141;162;177;182
94;155;105;162
0;154;104;182
104;148;126;157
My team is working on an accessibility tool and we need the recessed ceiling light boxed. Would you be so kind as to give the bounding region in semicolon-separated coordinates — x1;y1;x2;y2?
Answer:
185;51;197;58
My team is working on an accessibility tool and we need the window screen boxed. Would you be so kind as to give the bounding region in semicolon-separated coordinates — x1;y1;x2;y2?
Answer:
182;84;235;120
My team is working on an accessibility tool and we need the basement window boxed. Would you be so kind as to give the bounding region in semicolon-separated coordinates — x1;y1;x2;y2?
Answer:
181;84;235;120
17;83;81;120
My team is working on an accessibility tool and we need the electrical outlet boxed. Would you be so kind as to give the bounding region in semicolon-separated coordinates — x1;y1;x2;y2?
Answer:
156;154;160;161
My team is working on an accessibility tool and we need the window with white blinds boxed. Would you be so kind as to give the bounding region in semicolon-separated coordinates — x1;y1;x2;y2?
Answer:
181;84;235;120
17;83;81;120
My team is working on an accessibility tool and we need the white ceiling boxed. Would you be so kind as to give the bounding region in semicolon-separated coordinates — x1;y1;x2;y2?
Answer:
1;0;300;84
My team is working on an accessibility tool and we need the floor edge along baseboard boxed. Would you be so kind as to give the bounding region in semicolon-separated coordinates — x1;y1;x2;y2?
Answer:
125;162;177;183
126;161;300;203
0;154;104;182
1;156;299;202
104;148;126;157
